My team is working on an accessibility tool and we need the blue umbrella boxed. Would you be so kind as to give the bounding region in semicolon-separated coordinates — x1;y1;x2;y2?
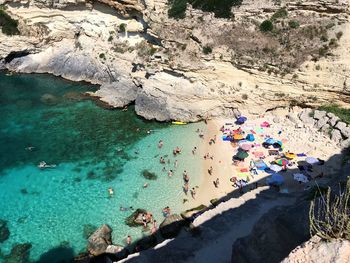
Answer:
236;116;247;124
266;173;284;186
265;138;276;145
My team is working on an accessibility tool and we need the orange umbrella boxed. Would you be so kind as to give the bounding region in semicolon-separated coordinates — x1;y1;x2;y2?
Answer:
233;133;244;141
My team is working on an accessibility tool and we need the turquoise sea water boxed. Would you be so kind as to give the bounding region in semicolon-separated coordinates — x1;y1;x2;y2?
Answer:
0;73;204;262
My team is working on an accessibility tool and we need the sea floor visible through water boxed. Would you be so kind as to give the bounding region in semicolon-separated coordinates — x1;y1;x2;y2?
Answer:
0;73;204;262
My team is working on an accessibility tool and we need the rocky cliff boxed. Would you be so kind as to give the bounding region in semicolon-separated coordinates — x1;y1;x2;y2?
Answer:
281;236;350;263
0;0;350;121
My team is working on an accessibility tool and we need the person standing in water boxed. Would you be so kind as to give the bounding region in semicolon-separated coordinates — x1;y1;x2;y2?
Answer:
158;140;163;148
126;235;132;245
168;170;173;177
174;160;178;169
184;182;189;195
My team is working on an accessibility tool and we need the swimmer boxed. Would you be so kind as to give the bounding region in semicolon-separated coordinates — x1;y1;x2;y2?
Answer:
25;146;35;151
183;182;189;195
158;140;163;148
168;170;173;177
126;235;132;245
174;160;178;168
108;188;114;196
143;182;149;188
192;147;197;155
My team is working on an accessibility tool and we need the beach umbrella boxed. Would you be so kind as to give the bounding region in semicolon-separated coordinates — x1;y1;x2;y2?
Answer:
235;151;249;160
284;152;296;159
293;173;309;183
261;121;270;128
246;134;255;142
265;138;276;145
275;158;289;166
236;116;247;124
306;157;319;165
233;133;244;141
266;173;284;186
269;164;283;172
240;143;252;151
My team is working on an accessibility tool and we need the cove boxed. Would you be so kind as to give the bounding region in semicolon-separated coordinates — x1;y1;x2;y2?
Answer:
0;73;204;262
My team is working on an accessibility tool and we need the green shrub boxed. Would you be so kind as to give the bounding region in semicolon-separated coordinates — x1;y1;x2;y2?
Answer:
271;8;288;20
0;9;19;35
202;45;212;54
319;104;350;124
99;53;106;60
288;20;300;29
309;178;350;241
336;31;343;40
168;0;242;19
260;20;273;32
119;23;127;33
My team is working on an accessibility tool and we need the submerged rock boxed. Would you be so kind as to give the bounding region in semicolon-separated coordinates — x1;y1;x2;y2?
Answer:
141;170;157;180
87;224;112;256
159;214;185;239
181;204;208;220
3;243;32;263
125;209;148;227
40;93;59;105
83;224;98;240
0;219;10;243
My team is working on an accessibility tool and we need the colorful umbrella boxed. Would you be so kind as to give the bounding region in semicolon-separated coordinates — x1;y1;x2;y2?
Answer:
275;158;289;166
306;157;319;165
284;152;296;159
236;116;247;124
235;151;249;160
269;164;283;172
233;133;244;141
240;143;252;151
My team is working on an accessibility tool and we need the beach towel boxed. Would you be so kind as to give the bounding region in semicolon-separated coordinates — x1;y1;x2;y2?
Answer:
252;151;265;158
297;153;307;157
281;139;288;143
254;159;268;170
250;130;256;134
240;168;249;173
256;128;264;134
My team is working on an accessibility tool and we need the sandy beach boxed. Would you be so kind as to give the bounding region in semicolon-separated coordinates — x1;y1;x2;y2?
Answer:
183;109;342;209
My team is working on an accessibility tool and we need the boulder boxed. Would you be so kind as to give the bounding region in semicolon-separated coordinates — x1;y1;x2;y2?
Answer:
313;110;327;120
91;78;139;108
282;236;350;263
340;126;350;139
331;129;342;143
105;244;124;254
335;121;347;132
273;116;280;123
328;116;340;127
320;124;330;133
180;204;207;220
339;138;350;149
3;243;32;263
40;93;59;105
83;224;98;239
159;214;185;239
0;219;10;243
286;114;298;124
326;112;336;119
315;117;329;130
298;109;315;126
125;209;148;227
87;224;112;256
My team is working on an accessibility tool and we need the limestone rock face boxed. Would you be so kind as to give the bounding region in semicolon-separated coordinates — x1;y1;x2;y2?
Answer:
90;78;139;108
87;224;112;256
313;110;327;120
331;129;343;144
282;237;350;263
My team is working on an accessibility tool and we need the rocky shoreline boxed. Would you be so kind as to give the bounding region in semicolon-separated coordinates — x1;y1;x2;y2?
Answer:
0;0;350;121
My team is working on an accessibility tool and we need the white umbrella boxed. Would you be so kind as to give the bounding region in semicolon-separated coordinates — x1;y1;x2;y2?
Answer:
293;173;309;183
306;157;319;165
270;164;283;172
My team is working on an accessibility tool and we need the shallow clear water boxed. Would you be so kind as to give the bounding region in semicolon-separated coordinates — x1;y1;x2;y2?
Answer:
0;73;204;262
